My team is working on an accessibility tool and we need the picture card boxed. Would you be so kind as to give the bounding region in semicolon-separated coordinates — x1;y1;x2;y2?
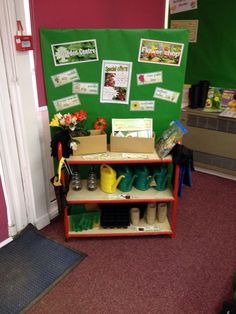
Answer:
51;68;80;87
53;94;81;111
137;71;163;85
130;100;155;111
72;82;99;94
153;87;180;103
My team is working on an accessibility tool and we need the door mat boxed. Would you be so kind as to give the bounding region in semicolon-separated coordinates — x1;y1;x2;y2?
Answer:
0;224;86;314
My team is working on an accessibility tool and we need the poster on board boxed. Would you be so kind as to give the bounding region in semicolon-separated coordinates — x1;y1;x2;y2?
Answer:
170;20;199;43
138;39;184;66
170;0;198;14
51;39;99;66
100;60;132;104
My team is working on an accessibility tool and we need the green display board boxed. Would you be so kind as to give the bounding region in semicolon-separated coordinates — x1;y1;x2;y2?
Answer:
169;0;236;89
40;28;188;137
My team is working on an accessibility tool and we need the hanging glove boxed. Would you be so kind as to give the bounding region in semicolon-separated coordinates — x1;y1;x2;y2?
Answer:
171;144;194;196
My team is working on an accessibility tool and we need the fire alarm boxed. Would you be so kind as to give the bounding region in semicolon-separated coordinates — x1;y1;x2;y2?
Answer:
14;20;33;51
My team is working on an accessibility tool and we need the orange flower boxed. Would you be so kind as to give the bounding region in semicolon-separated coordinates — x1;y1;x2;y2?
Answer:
94;117;107;131
73;110;87;122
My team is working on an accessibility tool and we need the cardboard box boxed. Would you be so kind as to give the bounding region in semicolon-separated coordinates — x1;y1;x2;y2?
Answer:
72;130;107;155
110;133;155;153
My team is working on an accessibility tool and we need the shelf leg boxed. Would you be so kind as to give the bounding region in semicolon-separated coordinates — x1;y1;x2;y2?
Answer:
170;164;180;238
64;206;69;241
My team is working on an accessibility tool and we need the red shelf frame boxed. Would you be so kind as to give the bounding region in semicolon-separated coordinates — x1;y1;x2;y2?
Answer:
58;143;179;240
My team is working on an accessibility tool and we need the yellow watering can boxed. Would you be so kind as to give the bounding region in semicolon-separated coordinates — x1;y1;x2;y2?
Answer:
100;164;125;193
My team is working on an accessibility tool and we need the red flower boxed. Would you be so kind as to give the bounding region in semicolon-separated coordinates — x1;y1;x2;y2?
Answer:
138;75;145;83
73;110;87;122
94;117;107;131
64;113;72;126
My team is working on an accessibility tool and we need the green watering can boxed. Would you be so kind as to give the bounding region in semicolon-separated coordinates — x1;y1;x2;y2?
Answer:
117;166;137;192
152;164;168;191
133;165;153;191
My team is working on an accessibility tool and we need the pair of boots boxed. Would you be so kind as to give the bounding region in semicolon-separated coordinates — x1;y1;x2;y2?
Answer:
189;80;210;109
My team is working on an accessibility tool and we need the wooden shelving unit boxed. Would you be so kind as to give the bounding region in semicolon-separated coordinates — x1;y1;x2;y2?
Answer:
65;206;172;238
67;181;174;204
59;144;179;240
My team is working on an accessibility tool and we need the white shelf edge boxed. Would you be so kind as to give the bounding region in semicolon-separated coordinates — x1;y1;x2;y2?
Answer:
66;150;172;163
67;217;171;236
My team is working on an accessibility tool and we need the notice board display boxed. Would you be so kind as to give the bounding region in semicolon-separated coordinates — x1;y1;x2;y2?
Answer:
40;28;189;137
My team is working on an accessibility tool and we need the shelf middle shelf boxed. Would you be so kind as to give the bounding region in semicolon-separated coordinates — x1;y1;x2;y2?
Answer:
66;180;174;204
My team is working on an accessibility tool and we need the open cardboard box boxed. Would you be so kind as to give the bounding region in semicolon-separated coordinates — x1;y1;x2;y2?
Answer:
72;130;107;155
110;133;155;153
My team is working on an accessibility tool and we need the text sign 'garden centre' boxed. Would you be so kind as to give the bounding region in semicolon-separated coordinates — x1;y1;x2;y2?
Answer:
51;39;99;66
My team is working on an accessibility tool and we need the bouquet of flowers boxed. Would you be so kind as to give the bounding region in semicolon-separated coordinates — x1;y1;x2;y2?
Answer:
50;110;90;136
49;110;108;158
49;110;90;158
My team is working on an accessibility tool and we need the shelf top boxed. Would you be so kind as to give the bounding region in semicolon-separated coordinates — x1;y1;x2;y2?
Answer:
67;181;174;203
66;149;172;164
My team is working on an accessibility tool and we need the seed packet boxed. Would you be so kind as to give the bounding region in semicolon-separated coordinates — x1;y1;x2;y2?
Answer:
204;87;224;112
155;120;188;158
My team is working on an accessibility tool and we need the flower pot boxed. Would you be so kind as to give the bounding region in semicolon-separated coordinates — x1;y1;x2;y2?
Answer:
72;130;107;156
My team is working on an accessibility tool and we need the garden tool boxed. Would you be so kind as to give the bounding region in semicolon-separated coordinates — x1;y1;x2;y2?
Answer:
50;157;66;215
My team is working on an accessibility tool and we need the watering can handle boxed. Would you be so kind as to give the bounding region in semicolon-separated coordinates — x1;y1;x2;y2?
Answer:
54;157;65;186
100;164;112;173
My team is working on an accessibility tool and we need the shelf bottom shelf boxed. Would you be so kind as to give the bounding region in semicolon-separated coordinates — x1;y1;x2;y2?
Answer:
66;218;173;238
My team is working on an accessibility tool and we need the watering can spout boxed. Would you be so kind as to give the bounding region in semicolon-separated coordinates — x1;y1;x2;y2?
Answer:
113;175;125;190
128;174;137;190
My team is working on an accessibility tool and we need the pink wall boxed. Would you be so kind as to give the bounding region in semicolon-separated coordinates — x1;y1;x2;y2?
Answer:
29;0;166;106
0;176;8;242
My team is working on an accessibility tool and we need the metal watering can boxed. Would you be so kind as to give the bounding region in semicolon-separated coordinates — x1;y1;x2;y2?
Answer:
100;164;125;193
116;166;137;192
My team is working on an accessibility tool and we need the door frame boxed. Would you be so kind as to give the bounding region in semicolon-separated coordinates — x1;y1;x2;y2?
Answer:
0;0;50;236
